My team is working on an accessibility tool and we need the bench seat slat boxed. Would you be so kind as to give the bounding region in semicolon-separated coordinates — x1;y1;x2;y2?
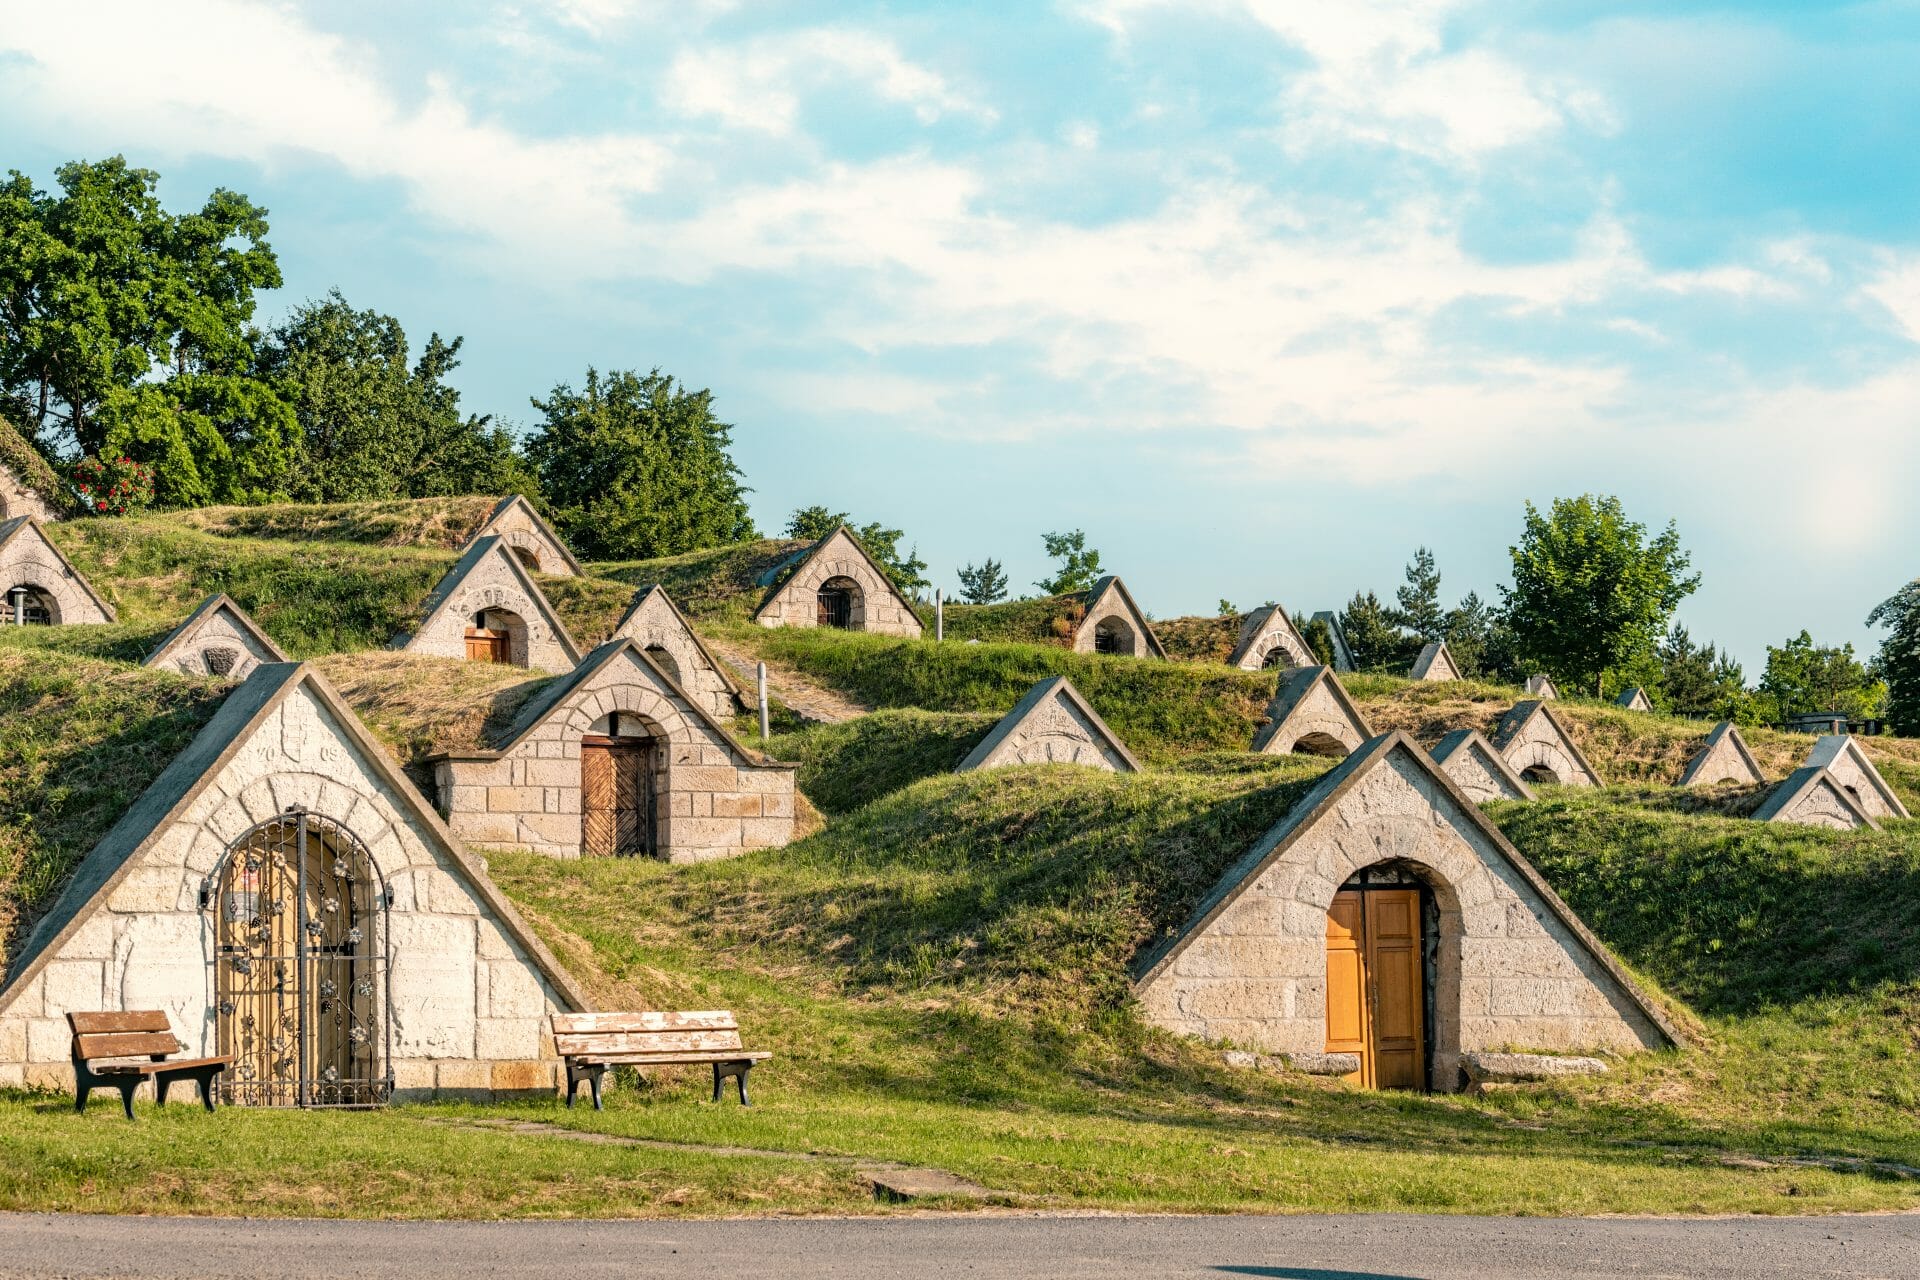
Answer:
551;1011;736;1035
67;1011;171;1035
576;1050;772;1066
75;1031;180;1060
94;1055;235;1076
554;1029;745;1056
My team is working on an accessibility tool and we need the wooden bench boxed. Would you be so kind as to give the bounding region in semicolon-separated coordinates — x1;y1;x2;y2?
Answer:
68;1012;235;1120
551;1011;770;1110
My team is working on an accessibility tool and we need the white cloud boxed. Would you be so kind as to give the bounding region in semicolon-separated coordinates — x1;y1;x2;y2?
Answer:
1863;255;1920;345
0;0;669;268
662;29;993;135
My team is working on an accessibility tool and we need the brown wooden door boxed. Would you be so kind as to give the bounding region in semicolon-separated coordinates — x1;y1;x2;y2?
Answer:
464;627;510;663
1324;887;1426;1090
581;736;656;857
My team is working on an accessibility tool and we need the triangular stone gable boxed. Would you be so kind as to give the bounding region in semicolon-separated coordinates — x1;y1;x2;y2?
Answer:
1409;641;1462;682
1753;766;1881;832
144;593;289;681
1311;611;1355;672
609;584;746;720
753;526;924;637
470;495;581;578
436;638;797;863
1616;686;1653;713
1491;700;1604;788
1133;732;1678;1086
393;535;581;672
1227;604;1315;672
1430;729;1534;803
1252;665;1372;757
1;663;589;1094
956;676;1141;773
1804;735;1910;821
1524;674;1560;700
1679;721;1765;788
0;517;113;624
1074;575;1167;659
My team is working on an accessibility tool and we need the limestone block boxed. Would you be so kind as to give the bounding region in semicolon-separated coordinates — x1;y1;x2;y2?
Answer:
108;866;190;915
390;1059;437;1092
485;960;547;1021
491;1060;557;1094
668;817;746;847
0;1062;23;1088
1489;977;1577;1018
517;810;581;847
24;1061;72;1090
0;1017;27;1063
740;817;792;847
476;1016;543;1061
41;960;106;1014
1281;1051;1361;1076
1461;1052;1607;1083
487;786;544;813
711;793;763;818
26;1017;70;1062
434;1059;492;1091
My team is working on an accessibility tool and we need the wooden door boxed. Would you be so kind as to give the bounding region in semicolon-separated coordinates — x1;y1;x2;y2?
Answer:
464;627;509;663
1324;887;1426;1090
817;588;852;629
581;736;655;857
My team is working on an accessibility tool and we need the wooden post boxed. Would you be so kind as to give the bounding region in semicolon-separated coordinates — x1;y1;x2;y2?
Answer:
935;589;944;643
757;663;769;741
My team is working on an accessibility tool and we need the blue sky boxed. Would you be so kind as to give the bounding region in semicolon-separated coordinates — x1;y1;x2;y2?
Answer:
3;0;1917;671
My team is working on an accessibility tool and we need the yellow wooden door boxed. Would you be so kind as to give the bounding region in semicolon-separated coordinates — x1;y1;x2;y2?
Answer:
1324;890;1370;1085
1324;887;1426;1091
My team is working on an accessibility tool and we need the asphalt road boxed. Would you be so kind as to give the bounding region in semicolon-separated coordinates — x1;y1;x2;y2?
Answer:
4;1211;1919;1279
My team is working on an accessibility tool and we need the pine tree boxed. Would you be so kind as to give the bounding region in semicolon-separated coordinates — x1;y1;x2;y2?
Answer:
956;558;1009;604
1392;546;1446;642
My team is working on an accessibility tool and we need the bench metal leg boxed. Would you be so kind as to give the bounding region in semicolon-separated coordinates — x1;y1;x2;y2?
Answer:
155;1074;173;1106
117;1080;138;1121
198;1070;218;1113
713;1061;751;1106
565;1061;606;1111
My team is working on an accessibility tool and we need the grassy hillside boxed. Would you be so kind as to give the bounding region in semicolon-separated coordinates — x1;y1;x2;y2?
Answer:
167;496;503;548
593;539;808;623
42;514;635;658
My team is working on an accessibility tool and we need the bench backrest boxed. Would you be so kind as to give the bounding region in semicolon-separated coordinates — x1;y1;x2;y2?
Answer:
550;1010;744;1058
67;1011;181;1062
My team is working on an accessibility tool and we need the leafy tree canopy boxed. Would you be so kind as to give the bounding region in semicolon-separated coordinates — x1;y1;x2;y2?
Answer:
528;368;753;560
957;558;1009;605
1338;590;1413;674
1036;529;1102;595
260;292;530;503
0;157;290;505
1868;579;1920;736
1657;624;1753;722
1759;631;1886;723
1501;494;1699;697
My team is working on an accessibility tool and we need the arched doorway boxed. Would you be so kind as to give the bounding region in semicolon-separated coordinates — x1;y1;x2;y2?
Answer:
581;711;657;857
1520;764;1560;785
816;576;861;630
1092;615;1134;655
206;809;389;1107
2;584;54;625
1325;862;1438;1091
464;608;523;664
1293;731;1352;759
510;545;543;574
1261;643;1301;671
644;643;682;687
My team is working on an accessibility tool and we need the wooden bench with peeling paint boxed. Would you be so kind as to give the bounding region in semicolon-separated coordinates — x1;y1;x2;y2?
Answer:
550;1011;771;1109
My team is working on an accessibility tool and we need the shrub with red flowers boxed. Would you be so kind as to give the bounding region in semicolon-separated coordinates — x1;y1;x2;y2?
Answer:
70;455;157;517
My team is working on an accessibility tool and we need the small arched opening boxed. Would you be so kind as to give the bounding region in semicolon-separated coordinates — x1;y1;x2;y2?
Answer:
2;583;55;626
465;607;527;665
205;809;390;1108
1092;614;1135;655
1262;642;1303;671
1324;859;1457;1093
1293;731;1353;759
581;709;661;858
643;643;683;688
1520;764;1561;785
816;576;862;630
510;545;544;574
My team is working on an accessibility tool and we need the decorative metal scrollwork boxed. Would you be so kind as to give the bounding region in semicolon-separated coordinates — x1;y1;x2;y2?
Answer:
209;810;391;1107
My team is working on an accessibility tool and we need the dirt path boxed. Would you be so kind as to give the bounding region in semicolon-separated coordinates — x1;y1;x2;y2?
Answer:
704;639;871;725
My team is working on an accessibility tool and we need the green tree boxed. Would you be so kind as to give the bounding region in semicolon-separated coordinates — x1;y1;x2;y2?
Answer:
1391;546;1446;642
783;507;929;595
1442;590;1495;679
1338;590;1412;673
1657;624;1752;721
1868;579;1920;736
957;559;1009;605
1501;494;1699;697
1295;613;1337;666
1759;631;1886;723
1036;529;1102;595
0;157;291;503
527;368;753;560
261;292;531;503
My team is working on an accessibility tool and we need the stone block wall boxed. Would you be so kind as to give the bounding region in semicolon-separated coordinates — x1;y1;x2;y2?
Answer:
1137;750;1665;1090
436;651;796;862
755;530;923;637
0;683;570;1101
1072;581;1152;658
482;502;574;577
401;548;574;672
0;529;110;624
611;596;739;720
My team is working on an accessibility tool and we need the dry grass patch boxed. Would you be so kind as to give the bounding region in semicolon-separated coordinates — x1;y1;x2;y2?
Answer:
317;652;553;769
172;496;502;548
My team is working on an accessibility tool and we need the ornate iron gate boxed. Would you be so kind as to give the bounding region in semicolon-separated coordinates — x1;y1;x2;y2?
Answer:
581;736;656;857
206;808;392;1107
